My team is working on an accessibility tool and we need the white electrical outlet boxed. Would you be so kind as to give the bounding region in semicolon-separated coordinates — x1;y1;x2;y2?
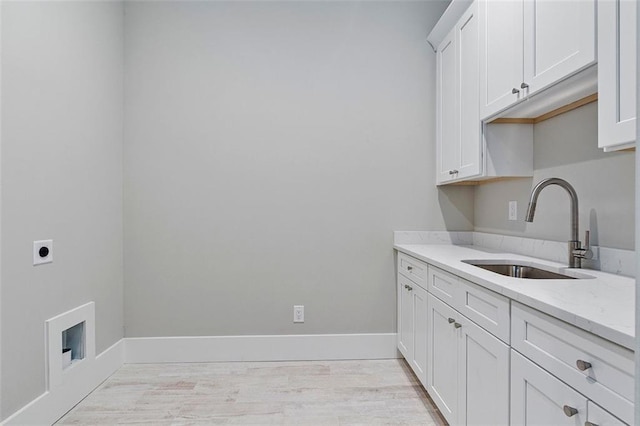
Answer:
293;305;304;323
33;240;53;265
508;201;517;221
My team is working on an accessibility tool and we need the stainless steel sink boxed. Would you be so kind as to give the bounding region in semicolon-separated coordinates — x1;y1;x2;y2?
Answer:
462;260;594;280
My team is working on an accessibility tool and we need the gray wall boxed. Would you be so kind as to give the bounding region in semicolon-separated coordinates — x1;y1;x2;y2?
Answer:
1;1;124;419
123;0;471;338
475;102;635;250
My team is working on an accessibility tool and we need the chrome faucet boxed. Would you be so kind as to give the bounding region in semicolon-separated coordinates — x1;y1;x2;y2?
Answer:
525;178;591;268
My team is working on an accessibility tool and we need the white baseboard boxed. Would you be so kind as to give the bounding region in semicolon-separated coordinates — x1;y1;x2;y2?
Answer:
125;333;399;363
2;333;397;425
1;339;124;426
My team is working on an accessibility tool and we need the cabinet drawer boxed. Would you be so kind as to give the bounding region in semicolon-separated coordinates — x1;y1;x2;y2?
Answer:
427;266;458;306
397;252;428;289
457;278;510;344
512;302;634;425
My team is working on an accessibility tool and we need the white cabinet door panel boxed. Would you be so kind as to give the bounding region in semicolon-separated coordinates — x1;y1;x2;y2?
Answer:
511;350;588;425
411;285;428;388
427;294;459;425
587;401;628;426
479;0;523;119
457;2;481;179
523;0;596;94
436;28;458;183
459;317;509;426
598;0;637;151
397;274;413;359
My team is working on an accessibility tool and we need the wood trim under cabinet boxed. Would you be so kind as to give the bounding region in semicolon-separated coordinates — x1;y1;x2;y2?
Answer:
490;93;598;125
490;118;535;124
445;176;531;186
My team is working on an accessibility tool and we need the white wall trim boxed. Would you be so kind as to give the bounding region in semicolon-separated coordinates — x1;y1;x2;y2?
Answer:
1;334;397;423
1;339;124;426
125;333;399;364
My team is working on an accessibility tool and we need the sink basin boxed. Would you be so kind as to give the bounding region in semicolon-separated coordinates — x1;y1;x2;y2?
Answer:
462;260;594;280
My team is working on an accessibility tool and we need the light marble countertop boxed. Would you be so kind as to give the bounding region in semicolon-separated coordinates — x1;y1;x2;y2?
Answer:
394;243;635;351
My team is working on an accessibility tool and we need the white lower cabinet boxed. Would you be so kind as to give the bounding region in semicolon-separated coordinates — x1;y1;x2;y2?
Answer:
459;312;509;426
511;302;634;424
511;350;628;426
397;274;412;359
397;273;428;387
396;252;632;425
511;350;588;425
427;293;509;426
426;294;459;422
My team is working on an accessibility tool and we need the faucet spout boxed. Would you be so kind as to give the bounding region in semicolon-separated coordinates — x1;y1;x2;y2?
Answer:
525;178;582;267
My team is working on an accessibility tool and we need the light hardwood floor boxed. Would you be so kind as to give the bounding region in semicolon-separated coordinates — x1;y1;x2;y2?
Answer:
57;359;447;425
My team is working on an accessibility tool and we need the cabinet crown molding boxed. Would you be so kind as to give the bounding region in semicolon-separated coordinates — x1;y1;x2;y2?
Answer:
427;0;473;50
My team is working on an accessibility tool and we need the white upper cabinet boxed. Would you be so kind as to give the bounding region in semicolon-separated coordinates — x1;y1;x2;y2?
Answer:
523;0;596;93
479;0;596;120
457;5;482;180
436;2;482;184
598;0;637;151
478;0;524;119
436;28;459;183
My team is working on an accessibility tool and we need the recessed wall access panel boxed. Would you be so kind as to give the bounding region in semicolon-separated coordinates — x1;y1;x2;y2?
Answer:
46;302;95;390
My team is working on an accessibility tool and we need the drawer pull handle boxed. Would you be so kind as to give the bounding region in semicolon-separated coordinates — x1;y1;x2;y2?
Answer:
448;318;455;324
404;284;409;289
407;266;413;271
407;286;413;291
562;405;578;417
512;88;520;94
454;322;462;328
520;82;529;89
576;360;592;371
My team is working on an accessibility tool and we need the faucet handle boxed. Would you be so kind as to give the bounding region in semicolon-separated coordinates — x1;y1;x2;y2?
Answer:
575;230;593;260
584;230;590;249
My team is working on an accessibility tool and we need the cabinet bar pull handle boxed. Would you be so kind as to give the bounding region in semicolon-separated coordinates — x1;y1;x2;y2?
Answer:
454;322;462;328
520;82;529;89
512;88;520;94
576;360;592;371
562;405;578;417
448;318;455;324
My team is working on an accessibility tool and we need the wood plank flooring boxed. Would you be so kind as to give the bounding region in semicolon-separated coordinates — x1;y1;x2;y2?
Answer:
57;359;447;425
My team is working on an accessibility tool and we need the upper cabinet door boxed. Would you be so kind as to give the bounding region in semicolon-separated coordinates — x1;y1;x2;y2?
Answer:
598;0;637;151
456;2;482;180
523;0;596;94
436;3;481;185
436;27;458;183
479;0;524;119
